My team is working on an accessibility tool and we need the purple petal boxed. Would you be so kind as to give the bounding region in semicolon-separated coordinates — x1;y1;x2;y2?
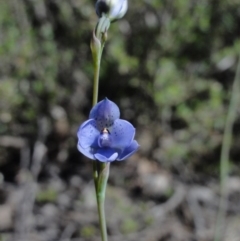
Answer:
77;119;99;149
77;141;96;160
94;148;118;162
109;119;135;149
89;98;120;129
117;140;139;161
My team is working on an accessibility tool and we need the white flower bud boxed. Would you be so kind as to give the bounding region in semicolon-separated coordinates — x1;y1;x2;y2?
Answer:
95;0;128;21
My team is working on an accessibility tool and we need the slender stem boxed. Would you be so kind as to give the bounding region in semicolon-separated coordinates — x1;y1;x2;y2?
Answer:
97;196;108;241
97;163;110;241
91;16;111;241
92;16;109;106
92;35;102;192
214;54;240;241
92;53;101;106
91;18;105;195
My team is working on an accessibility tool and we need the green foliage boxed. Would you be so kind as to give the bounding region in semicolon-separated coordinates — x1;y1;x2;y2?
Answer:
120;218;139;234
0;0;240;172
36;188;58;202
81;225;97;238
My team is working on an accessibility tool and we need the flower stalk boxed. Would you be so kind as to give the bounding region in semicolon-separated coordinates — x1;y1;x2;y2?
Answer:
91;16;109;106
78;2;130;240
91;16;110;241
97;163;110;241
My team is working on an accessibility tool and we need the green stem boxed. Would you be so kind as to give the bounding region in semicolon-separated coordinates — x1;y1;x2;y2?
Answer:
91;34;102;192
91;16;111;241
92;16;109;106
214;54;240;241
97;163;110;241
92;51;101;106
91;20;105;194
97;198;108;241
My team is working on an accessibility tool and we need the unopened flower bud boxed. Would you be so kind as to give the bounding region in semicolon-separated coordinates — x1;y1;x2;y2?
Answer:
90;31;101;63
95;0;128;21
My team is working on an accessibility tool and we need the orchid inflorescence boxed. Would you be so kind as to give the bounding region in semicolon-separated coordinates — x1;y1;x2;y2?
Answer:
76;1;136;241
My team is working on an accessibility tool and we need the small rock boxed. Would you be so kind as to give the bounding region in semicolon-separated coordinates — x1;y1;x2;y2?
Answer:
141;173;173;199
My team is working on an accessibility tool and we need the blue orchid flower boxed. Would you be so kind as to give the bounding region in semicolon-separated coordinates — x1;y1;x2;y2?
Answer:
77;98;139;162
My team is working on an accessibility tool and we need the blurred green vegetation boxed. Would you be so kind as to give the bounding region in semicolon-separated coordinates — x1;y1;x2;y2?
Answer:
81;225;97;238
0;0;240;176
36;187;58;203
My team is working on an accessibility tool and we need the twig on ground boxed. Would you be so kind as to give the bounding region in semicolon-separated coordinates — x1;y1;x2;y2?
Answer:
150;182;186;218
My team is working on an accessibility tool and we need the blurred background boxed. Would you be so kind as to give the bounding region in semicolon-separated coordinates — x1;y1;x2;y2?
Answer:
0;0;240;240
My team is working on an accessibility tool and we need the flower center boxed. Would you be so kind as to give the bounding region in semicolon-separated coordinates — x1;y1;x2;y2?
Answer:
98;128;111;147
